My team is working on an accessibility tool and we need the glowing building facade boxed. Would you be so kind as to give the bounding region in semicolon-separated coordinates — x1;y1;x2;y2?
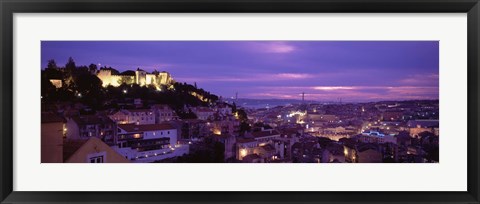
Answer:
97;68;173;89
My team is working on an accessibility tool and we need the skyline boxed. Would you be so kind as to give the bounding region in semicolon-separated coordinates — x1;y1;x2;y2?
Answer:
41;41;439;102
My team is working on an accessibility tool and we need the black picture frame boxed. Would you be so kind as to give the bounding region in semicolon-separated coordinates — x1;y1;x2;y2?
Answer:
1;0;479;203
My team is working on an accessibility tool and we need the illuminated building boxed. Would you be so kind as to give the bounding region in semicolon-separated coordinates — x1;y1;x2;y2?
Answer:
344;143;383;163
236;129;281;161
407;120;439;137
317;126;358;141
49;79;63;88
115;123;188;162
109;109;155;125
192;107;215;120
151;104;178;122
382;111;404;121
96;68;172;89
358;130;397;144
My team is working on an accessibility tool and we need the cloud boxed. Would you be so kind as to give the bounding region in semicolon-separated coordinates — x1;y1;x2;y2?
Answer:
249;42;296;54
313;86;356;91
175;73;315;83
273;73;313;79
247;85;438;101
398;73;439;86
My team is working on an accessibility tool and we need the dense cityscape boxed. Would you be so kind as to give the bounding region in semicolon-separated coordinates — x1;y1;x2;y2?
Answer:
41;57;439;163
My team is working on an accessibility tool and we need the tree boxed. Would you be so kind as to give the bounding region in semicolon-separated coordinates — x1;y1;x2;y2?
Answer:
88;63;98;73
47;59;58;70
64;57;76;86
65;57;76;70
41;76;56;100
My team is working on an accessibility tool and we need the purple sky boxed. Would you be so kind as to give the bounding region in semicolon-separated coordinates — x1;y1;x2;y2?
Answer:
41;41;439;102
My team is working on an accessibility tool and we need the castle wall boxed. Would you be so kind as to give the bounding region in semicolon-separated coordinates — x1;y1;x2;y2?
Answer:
97;70;113;87
135;71;147;86
98;69;171;88
158;72;172;85
146;74;156;86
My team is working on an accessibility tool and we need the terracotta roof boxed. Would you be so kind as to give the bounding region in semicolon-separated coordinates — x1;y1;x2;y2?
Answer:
118;123;175;132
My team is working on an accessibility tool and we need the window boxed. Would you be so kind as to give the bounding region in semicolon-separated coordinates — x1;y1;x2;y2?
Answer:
89;156;104;163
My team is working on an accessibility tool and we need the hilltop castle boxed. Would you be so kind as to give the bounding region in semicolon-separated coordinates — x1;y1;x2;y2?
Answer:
97;68;173;89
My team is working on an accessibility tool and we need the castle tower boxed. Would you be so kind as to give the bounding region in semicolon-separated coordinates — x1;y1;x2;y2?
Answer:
135;68;147;86
158;71;172;85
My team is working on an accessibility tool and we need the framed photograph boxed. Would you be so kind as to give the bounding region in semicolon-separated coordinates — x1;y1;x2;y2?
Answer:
1;0;479;203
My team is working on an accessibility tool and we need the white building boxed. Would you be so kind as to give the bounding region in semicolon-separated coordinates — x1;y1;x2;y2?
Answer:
358;130;397;144
151;104;177;123
114;123;188;162
215;104;232;116
192;107;215;120
109;109;155;125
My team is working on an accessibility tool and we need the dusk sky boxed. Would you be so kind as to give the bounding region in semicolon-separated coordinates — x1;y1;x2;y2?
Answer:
41;41;439;102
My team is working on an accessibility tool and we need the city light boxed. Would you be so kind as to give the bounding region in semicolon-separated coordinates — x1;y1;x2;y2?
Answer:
240;149;247;157
41;42;439;164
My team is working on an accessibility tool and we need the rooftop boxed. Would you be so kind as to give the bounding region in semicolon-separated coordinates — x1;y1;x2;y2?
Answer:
71;115;114;125
124;109;153;113
118;123;176;132
251;130;280;138
236;138;257;143
63;139;89;162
